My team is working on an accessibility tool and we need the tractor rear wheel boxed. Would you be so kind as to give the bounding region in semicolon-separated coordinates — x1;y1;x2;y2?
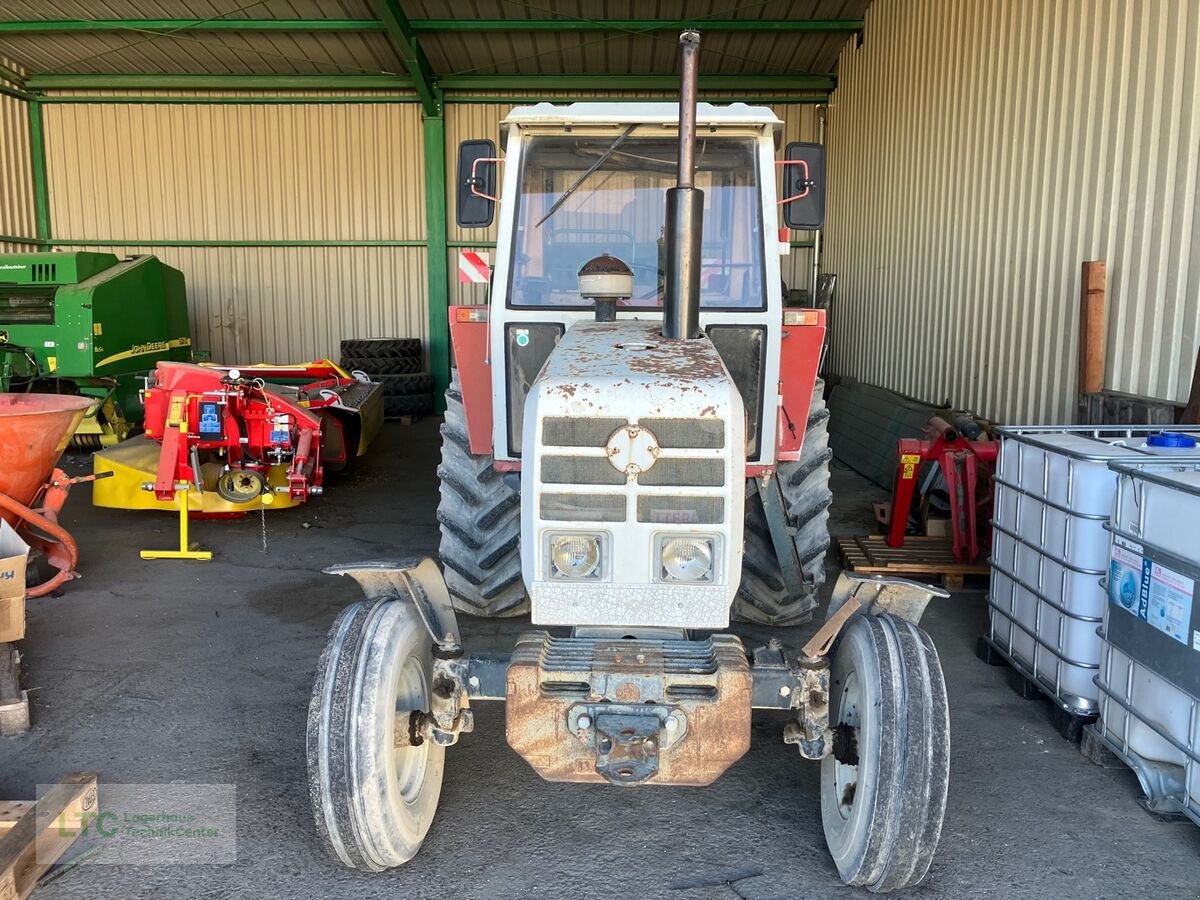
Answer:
436;370;527;617
307;599;445;871
734;379;833;626
821;613;950;893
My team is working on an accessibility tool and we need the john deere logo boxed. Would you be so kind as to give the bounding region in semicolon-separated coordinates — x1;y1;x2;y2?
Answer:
131;341;169;354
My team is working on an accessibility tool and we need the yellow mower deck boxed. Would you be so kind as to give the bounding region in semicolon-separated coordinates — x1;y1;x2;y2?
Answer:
93;436;304;514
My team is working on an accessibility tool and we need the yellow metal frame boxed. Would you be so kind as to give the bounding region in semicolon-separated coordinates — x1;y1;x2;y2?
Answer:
139;486;212;561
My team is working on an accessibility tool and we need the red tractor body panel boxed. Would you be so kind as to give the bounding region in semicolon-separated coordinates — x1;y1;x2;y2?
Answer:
448;308;494;456
776;311;826;462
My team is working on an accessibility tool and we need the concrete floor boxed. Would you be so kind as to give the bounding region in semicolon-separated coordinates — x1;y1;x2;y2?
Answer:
2;420;1198;899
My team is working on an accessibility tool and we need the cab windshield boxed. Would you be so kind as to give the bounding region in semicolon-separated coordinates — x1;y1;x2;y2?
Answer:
507;134;765;310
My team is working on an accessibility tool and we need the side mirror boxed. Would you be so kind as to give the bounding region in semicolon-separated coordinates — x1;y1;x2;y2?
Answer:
457;139;498;228
780;142;826;230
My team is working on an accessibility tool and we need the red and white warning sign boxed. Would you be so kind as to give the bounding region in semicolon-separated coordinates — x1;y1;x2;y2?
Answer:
458;250;491;284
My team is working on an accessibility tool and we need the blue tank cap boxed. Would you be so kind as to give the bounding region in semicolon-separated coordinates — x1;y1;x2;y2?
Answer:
1147;431;1199;448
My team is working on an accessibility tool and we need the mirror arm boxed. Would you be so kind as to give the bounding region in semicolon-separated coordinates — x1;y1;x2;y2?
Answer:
469;157;503;203
775;159;811;205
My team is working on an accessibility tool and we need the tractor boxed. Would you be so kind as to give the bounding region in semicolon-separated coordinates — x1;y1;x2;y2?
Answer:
307;32;951;893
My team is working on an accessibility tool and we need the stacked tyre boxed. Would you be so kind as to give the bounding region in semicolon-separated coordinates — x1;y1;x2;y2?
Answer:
340;338;434;419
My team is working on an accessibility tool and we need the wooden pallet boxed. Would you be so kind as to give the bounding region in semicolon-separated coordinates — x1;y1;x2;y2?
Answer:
836;535;989;591
0;645;28;737
0;773;97;899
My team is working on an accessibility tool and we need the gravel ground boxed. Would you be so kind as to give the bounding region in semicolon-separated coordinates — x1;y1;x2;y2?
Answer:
1;419;1197;899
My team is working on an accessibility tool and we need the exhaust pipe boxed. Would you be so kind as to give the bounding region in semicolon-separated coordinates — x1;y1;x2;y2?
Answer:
662;30;703;341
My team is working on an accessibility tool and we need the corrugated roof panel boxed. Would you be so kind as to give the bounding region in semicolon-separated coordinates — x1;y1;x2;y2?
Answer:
0;1;376;20
421;30;847;77
0;31;402;76
0;0;865;76
404;0;868;22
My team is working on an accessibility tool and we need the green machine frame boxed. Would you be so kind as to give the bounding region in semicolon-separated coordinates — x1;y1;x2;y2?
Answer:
0;252;192;437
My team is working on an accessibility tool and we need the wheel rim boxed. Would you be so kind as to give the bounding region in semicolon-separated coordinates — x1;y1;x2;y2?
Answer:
833;669;862;820
217;469;264;503
393;655;431;805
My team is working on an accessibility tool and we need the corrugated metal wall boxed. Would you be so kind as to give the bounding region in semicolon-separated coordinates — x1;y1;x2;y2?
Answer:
0;57;34;252
23;93;820;363
445;95;821;306
42;99;428;363
824;0;1200;423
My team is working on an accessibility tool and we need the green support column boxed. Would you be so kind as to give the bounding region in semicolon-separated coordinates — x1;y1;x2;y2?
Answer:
423;100;449;413
27;100;51;248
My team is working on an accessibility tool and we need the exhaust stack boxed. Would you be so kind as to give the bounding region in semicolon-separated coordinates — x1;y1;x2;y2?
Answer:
662;30;703;341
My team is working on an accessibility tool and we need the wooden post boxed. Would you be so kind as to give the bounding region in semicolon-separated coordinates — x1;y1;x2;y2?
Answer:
1079;261;1106;397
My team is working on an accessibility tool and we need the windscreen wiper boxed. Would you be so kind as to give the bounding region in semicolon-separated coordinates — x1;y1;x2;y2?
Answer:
536;124;637;228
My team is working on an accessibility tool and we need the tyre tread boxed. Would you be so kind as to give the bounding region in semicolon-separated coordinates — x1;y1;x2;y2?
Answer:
436;370;527;617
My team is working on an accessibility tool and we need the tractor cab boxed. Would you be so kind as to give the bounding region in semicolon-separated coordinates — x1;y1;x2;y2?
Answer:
457;102;820;467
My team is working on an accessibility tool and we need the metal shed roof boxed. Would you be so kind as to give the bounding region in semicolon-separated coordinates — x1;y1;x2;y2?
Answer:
0;1;866;86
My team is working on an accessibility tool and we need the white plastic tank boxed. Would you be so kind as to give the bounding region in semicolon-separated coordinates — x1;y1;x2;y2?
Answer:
1094;457;1200;824
986;426;1200;714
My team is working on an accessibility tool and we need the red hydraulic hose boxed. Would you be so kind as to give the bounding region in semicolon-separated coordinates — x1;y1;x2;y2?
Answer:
0;491;79;598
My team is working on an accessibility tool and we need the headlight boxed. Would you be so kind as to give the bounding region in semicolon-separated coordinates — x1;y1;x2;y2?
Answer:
660;536;714;582
549;534;602;579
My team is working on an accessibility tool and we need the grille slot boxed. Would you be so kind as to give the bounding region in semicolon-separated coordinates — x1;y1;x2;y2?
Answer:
638;458;725;487
543;417;626;447
541;456;626;485
640;418;724;449
637;496;724;525
540;493;626;522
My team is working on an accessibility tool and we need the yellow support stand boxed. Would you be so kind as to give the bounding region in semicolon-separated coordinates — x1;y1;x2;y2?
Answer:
140;485;212;561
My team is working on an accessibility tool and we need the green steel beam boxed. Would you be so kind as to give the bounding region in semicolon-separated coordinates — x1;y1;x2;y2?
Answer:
25;74;413;90
0;83;30;101
42;239;426;248
0;235;42;246
27;101;51;248
26;73;833;93
0;18;864;34
411;19;863;32
444;94;829;104
36;93;826;106
0;61;27;86
438;74;836;91
422;96;449;412
371;0;439;116
39;96;419;105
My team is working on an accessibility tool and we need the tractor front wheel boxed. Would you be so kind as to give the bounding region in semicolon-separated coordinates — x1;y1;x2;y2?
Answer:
820;613;950;893
307;599;445;871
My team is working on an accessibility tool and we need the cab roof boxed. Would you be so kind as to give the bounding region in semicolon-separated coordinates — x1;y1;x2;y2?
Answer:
503;102;782;131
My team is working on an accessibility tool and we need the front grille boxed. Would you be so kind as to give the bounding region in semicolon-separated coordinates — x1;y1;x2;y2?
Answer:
541;456;626;486
637;458;725;487
637;496;724;525
540;493;626;522
639;418;725;449
542;417;626;447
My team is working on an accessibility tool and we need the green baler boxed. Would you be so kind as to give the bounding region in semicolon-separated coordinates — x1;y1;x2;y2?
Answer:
0;252;192;445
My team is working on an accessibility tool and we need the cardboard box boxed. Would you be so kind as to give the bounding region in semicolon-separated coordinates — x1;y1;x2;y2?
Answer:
0;520;30;643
